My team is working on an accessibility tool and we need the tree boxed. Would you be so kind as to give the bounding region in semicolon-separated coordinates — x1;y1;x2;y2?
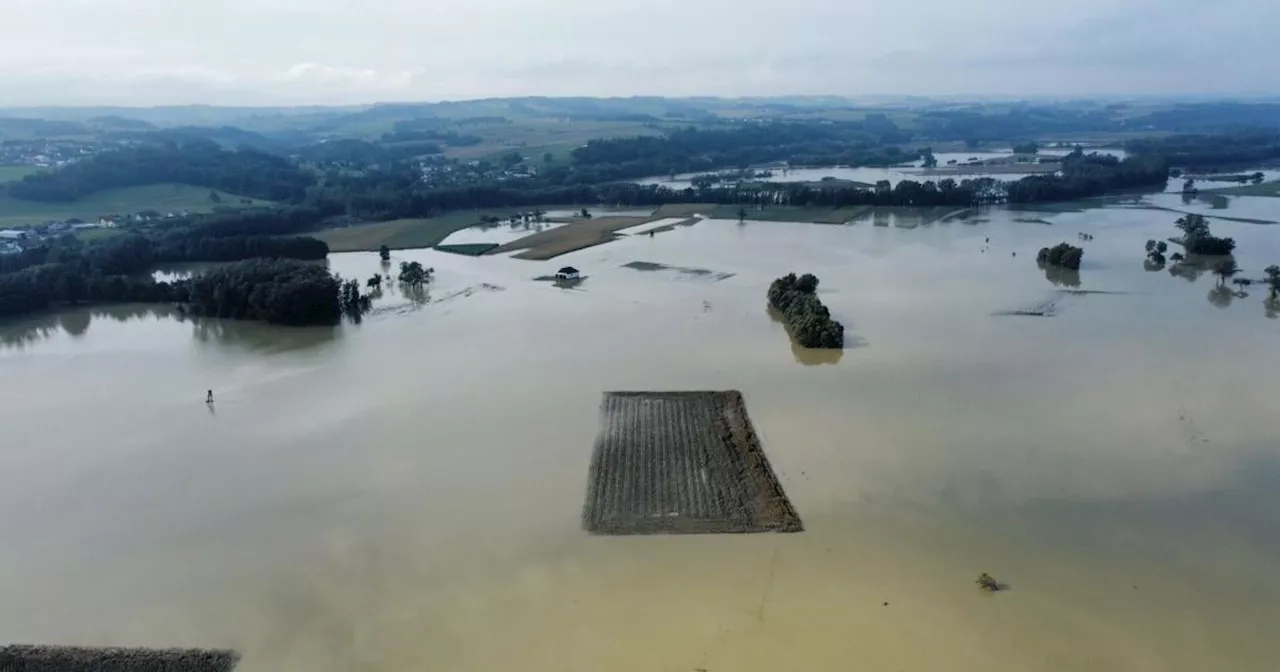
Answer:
580;208;592;219
398;261;431;287
367;274;382;289
1212;257;1239;285
543;152;554;164
208;190;222;203
737;207;748;223
1265;265;1280;296
379;245;391;262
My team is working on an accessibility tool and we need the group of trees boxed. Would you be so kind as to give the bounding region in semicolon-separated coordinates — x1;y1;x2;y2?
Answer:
767;273;844;349
1174;214;1236;256
7;140;316;203
0;206;344;323
1126;132;1280;169
397;261;432;286
182;259;345;325
1005;151;1169;203
1145;239;1169;265
1037;243;1084;270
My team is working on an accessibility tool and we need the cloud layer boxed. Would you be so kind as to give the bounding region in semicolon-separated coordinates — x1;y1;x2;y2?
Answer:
1;0;1275;105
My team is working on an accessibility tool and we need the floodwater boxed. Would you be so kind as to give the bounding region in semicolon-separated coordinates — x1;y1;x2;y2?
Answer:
3;196;1280;671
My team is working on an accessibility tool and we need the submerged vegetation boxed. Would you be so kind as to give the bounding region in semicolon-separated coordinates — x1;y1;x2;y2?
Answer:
767;273;844;349
1037;242;1084;270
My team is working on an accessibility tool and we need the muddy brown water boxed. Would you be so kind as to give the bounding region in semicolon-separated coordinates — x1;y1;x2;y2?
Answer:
2;199;1280;670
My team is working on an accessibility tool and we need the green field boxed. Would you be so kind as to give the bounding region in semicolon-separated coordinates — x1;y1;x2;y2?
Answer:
0;183;275;228
1203;181;1280;198
435;243;500;256
0;166;42;183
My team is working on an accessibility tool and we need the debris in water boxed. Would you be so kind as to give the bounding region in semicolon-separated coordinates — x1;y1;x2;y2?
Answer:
976;573;1002;592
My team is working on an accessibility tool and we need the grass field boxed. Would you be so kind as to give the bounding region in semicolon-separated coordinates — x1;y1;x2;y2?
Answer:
314;207;571;253
1203;181;1280;198
0;166;42;183
0;183;275;229
446;120;664;161
489;216;655;260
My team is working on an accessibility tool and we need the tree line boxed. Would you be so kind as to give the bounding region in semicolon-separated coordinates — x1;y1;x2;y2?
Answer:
1005;151;1169;203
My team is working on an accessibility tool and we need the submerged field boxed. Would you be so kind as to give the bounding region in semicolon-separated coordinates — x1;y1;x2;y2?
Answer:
2;195;1280;670
584;390;800;535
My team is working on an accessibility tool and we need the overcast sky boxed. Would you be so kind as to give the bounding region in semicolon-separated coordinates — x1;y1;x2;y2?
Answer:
1;0;1274;106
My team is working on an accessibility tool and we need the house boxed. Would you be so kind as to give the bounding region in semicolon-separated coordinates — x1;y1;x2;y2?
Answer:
555;266;580;281
0;229;27;241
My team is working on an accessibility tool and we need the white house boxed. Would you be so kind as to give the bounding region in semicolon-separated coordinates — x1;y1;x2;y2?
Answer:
555;266;580;281
0;229;26;240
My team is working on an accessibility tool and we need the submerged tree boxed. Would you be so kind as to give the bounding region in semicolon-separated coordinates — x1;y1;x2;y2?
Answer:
379;244;391;262
1037;242;1083;270
1265;265;1280;296
767;272;843;348
1175;214;1235;255
1213;257;1240;285
367;274;382;289
398;261;432;287
737;206;749;223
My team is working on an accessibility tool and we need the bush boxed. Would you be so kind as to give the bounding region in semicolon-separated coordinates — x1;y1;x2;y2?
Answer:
768;273;844;348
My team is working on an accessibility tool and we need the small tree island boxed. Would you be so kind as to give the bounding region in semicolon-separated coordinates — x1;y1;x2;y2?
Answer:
768;273;844;348
1037;242;1084;270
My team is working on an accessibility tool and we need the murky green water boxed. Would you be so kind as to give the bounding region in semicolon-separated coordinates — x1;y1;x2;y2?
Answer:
2;197;1279;671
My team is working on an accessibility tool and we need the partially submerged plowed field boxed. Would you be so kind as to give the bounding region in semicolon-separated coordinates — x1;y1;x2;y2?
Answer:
583;391;802;535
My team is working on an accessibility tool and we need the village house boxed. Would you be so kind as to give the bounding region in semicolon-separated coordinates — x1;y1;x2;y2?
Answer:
555;266;580;281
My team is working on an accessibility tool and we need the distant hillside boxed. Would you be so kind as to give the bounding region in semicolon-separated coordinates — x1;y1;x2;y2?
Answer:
5;140;315;203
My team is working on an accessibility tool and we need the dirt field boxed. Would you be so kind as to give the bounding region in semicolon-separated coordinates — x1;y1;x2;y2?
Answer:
582;391;802;535
487;216;654;260
0;645;240;671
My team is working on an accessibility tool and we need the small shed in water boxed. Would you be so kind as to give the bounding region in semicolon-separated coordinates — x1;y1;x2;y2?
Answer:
555;266;580;281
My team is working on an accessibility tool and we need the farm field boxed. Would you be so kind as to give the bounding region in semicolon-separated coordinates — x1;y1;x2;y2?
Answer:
583;390;801;535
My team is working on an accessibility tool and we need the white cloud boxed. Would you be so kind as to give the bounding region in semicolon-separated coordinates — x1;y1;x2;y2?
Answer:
0;0;1275;105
